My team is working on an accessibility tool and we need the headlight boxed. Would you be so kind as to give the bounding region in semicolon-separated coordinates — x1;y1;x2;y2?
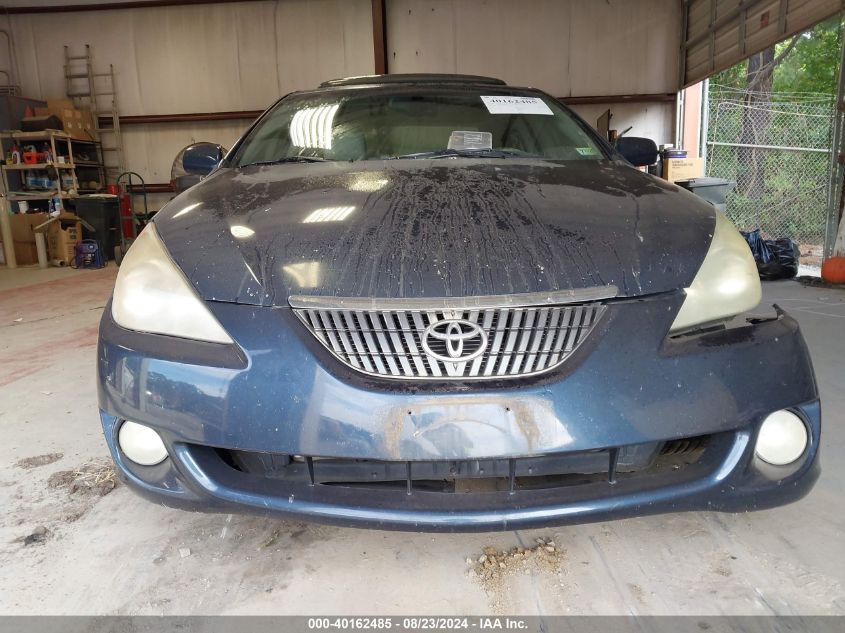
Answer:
111;224;233;344
669;210;761;333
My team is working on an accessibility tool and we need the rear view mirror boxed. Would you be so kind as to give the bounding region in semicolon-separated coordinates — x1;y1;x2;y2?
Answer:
616;137;658;167
182;142;226;176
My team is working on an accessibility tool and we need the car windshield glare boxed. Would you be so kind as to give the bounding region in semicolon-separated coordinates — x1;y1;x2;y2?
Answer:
230;88;607;166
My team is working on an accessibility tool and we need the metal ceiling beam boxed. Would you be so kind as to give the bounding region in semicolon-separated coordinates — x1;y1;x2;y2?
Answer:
102;110;263;125
559;93;677;105
0;0;259;14
99;93;678;128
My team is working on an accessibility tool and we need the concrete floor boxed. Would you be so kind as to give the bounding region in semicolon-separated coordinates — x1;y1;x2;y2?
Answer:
0;265;843;615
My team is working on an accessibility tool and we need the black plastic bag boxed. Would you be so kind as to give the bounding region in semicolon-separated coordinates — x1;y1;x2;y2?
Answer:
766;238;800;280
741;230;799;280
741;229;772;264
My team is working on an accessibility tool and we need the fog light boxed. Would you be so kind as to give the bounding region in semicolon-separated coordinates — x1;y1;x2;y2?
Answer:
118;421;168;466
755;410;808;466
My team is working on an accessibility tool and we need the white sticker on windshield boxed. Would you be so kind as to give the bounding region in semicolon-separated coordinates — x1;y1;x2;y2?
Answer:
481;95;554;115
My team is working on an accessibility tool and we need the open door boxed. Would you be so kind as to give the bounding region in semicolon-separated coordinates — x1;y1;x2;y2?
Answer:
682;0;842;87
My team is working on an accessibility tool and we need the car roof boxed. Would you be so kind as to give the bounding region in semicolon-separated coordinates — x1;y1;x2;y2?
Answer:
319;74;507;88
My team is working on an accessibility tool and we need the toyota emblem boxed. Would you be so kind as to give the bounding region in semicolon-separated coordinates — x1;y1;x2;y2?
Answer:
422;319;488;363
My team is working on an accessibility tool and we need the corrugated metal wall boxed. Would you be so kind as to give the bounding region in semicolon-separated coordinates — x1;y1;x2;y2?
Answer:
0;0;683;207
387;0;682;143
683;0;843;86
387;0;680;96
3;0;374;193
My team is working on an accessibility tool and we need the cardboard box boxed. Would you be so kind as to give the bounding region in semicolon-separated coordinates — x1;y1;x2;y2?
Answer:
34;98;96;140
41;213;82;265
0;213;49;265
13;241;39;265
0;241;38;266
0;237;39;265
662;157;704;182
10;212;48;242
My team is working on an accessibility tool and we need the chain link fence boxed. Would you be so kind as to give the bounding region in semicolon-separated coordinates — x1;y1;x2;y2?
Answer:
706;85;835;246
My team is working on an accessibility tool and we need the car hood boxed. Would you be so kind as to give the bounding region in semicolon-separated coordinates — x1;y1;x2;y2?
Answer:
154;159;716;306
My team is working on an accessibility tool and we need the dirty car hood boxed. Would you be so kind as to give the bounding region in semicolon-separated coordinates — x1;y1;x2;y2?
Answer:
154;159;716;306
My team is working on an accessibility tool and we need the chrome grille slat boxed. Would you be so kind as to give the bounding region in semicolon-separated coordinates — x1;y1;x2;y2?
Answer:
330;310;360;369
355;311;388;375
292;300;607;381
511;308;536;375
549;308;574;365
369;312;401;376
412;312;442;377
396;312;429;377
484;307;510;377
342;311;372;373
382;311;414;377
523;307;549;373
497;309;524;376
563;307;585;353
470;310;494;376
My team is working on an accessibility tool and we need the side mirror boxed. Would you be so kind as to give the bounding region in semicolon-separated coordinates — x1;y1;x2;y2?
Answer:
182;142;226;176
615;137;658;167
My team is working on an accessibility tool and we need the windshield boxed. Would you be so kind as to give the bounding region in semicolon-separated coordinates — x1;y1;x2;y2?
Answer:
229;87;606;166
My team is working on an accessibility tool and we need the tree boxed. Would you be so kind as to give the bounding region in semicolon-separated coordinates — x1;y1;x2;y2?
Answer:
707;17;843;241
773;16;843;94
738;36;800;197
711;16;843;94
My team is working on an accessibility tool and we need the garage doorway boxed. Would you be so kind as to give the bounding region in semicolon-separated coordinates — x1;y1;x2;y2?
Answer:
701;16;844;270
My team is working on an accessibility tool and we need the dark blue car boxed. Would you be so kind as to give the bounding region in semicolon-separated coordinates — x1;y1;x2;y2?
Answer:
97;75;819;531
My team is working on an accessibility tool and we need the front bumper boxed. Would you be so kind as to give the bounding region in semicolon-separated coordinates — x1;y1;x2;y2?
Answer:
97;294;821;531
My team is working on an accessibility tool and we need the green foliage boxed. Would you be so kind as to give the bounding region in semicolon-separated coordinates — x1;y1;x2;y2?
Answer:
710;16;843;95
705;17;842;243
774;16;843;95
711;62;746;90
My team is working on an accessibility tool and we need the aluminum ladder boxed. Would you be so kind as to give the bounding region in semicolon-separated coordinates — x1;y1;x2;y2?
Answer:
63;44;125;184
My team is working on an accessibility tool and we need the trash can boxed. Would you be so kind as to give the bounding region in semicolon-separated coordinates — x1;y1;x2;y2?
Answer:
73;195;121;261
675;177;735;213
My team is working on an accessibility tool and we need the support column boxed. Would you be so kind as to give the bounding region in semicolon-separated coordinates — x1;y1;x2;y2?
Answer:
371;0;387;76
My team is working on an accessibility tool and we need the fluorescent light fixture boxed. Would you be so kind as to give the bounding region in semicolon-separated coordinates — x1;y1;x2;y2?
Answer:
230;224;255;239
282;261;322;288
302;206;356;224
290;104;339;150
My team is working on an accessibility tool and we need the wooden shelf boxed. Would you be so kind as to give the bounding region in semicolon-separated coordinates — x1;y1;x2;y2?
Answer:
2;163;77;170
0;130;97;144
6;191;74;201
1;129;105;216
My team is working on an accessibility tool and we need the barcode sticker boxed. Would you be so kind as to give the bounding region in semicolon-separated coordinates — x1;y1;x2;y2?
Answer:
480;96;554;115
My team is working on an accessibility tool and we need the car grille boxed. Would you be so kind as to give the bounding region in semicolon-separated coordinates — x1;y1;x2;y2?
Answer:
290;297;607;380
210;433;713;493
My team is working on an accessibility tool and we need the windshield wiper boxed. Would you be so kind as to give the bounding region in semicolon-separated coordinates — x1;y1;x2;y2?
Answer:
240;156;329;167
391;148;538;160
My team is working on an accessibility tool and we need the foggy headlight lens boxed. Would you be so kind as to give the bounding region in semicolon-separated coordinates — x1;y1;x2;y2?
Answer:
755;410;808;466
670;211;761;333
118;420;168;466
111;224;233;344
